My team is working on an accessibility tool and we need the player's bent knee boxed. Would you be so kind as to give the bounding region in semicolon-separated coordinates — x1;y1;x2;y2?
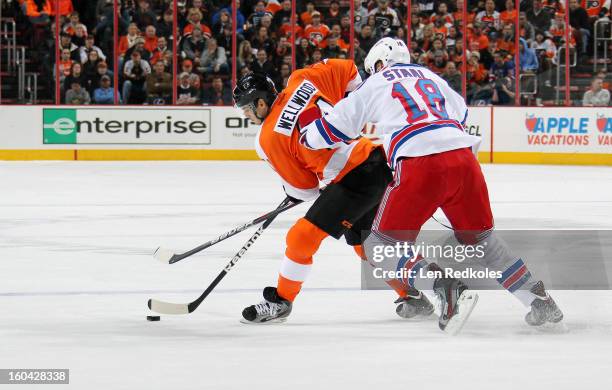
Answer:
285;218;329;262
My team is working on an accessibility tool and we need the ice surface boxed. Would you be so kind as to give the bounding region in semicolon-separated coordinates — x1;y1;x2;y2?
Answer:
1;161;611;390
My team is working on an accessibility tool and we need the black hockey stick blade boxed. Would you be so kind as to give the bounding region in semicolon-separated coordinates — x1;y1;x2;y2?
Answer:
153;199;301;264
147;202;283;315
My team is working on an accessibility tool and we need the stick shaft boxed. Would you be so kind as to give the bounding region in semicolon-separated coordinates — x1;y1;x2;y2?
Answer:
167;199;300;264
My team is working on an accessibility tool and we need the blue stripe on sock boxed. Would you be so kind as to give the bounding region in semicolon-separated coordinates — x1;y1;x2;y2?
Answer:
497;259;525;283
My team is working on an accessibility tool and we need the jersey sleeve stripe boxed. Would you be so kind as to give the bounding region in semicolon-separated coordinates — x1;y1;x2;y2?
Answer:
322;117;352;142
314;120;337;145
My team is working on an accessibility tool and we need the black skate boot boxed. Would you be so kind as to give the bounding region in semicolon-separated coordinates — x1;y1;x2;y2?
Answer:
241;287;292;324
525;281;563;326
395;287;435;319
431;264;479;335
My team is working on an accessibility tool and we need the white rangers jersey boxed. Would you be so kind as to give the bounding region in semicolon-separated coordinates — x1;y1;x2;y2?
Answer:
302;63;480;169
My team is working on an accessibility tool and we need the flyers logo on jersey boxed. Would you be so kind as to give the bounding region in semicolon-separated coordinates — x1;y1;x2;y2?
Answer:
275;80;319;136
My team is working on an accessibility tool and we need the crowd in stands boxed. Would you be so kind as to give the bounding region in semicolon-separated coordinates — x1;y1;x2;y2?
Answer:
12;0;612;106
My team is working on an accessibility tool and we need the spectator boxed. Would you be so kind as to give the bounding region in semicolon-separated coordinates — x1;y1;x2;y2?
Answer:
200;38;228;76
501;0;517;25
131;0;158;31
93;75;114;104
181;59;195;76
430;50;448;74
358;25;377;53
467;51;488;85
71;24;88;48
63;62;86;98
246;1;270;32
122;50;151;103
296;38;313;68
177;72;200;105
325;1;342;27
146;61;173;104
273;63;291;91
518;37;539;71
250;48;275;76
151;37;170;65
238;40;256;71
182;27;207;63
157;9;174;40
527;0;552;31
63;11;87;37
322;36;344;59
65;81;91;104
497;23;516;55
583;78;611;106
125;37;151;62
203;76;232;105
443;61;462;93
118;23;141;57
492;76;516;104
212;9;232;37
272;0;292;31
311;47;323;64
519;11;536;42
304;11;330;47
59;31;80;62
300;2;316;26
80;35;106;64
21;0;52;25
354;0;369;33
83;50;103;88
354;38;367;71
368;0;401;37
251;25;275;55
568;0;590;55
476;0;502;33
212;0;245;35
57;48;73;84
89;61;114;95
273;36;292;69
490;51;514;78
183;8;212;38
143;25;159;54
410;13;424;43
468;22;490;51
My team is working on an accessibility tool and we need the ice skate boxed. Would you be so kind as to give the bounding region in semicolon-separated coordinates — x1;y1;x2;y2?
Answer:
432;265;479;335
525;281;564;327
241;287;292;324
395;288;435;319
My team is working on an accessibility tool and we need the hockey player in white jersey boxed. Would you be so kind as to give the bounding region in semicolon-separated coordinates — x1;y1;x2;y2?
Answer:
299;38;563;334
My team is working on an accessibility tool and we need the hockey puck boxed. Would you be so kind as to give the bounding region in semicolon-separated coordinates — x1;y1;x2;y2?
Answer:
147;315;161;321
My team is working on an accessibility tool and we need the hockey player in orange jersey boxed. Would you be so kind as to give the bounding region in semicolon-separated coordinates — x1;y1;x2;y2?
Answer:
233;60;434;323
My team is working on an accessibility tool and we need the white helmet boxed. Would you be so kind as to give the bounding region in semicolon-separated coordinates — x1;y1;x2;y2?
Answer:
364;37;411;75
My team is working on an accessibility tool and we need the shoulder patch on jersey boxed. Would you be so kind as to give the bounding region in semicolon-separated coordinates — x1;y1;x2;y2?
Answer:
274;80;319;136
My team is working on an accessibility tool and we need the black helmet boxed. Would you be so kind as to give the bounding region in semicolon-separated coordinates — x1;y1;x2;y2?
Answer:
233;72;278;112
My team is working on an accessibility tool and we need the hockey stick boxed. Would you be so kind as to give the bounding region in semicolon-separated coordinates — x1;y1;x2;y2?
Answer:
154;199;301;264
147;199;289;315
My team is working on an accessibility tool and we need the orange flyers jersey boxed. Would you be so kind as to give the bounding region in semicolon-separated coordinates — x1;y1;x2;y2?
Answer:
304;24;330;45
255;59;377;201
583;0;609;16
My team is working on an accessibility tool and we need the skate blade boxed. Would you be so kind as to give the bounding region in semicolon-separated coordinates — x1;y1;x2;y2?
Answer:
532;321;569;334
239;317;288;325
443;292;479;336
